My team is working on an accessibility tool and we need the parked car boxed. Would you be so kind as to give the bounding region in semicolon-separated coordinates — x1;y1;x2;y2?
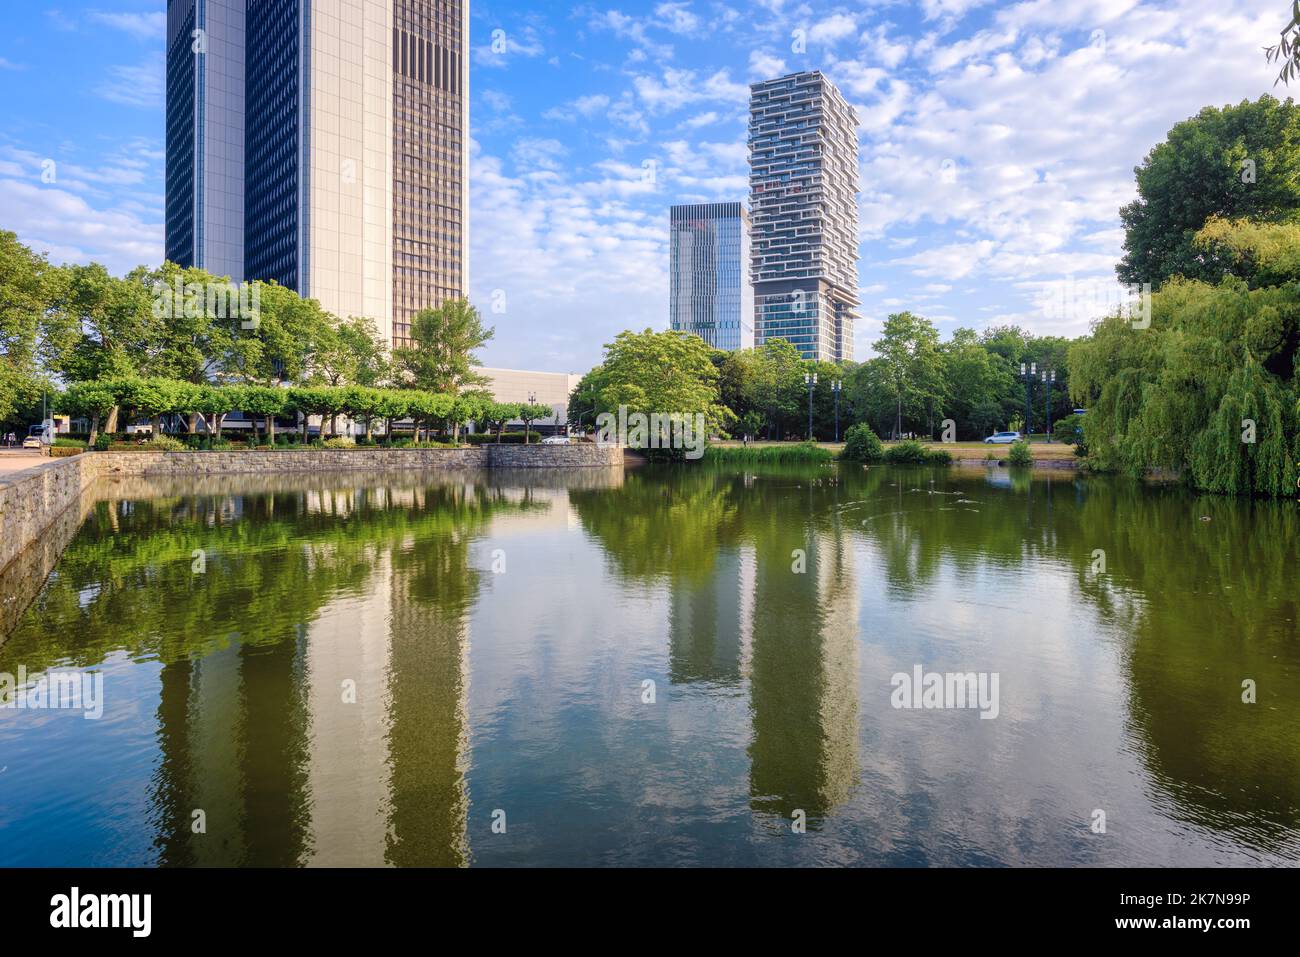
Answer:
541;436;570;446
22;436;43;449
984;431;1023;444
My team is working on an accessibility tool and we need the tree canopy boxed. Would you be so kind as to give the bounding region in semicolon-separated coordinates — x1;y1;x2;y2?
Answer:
1117;96;1300;288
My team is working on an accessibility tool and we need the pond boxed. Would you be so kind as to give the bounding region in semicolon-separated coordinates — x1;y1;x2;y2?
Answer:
0;463;1297;866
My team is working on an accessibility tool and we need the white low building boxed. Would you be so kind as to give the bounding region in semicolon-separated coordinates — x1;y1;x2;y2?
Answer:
478;368;584;434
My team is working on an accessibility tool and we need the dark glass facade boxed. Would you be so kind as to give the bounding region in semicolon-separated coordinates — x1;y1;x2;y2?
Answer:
165;1;198;267
244;0;303;292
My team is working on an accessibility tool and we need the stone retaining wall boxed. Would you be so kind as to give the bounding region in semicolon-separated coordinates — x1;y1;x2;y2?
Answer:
0;454;98;579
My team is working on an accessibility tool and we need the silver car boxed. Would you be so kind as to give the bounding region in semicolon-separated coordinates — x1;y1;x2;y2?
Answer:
984;431;1022;444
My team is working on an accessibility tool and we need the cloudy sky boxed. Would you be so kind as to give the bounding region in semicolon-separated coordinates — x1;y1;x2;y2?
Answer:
0;0;1288;370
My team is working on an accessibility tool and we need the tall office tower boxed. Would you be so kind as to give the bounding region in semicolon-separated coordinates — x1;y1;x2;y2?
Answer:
165;0;246;282
748;71;861;362
165;0;469;348
668;202;755;351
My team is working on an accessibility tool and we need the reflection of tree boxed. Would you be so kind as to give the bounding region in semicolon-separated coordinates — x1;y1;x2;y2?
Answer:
573;462;1300;847
569;469;744;585
2;479;528;866
1071;483;1300;844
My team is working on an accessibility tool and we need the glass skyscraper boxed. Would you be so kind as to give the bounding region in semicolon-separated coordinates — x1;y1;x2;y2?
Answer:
165;0;469;347
749;71;861;362
669;202;755;352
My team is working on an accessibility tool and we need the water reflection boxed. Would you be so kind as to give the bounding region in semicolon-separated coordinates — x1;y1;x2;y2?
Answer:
0;464;1296;866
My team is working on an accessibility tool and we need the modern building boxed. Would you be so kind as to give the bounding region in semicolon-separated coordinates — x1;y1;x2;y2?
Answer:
669;202;755;351
165;0;469;348
478;368;584;434
748;71;861;362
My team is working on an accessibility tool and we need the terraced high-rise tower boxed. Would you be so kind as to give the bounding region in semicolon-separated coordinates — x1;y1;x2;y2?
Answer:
748;71;860;362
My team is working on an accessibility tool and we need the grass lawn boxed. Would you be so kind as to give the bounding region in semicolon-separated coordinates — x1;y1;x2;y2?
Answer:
712;439;1080;460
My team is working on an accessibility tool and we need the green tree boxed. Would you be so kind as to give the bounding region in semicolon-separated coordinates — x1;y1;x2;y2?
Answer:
1070;276;1299;497
314;316;391;388
518;402;553;445
394;299;494;395
1194;216;1300;288
483;401;522;443
590;329;732;438
58;380;117;444
1117;96;1300;288
241;386;288;444
874;312;946;439
745;339;805;439
0;232;57;429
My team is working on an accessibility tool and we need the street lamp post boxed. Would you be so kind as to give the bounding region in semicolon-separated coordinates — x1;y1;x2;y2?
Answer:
1042;369;1056;442
832;379;843;443
805;372;818;441
1020;362;1036;438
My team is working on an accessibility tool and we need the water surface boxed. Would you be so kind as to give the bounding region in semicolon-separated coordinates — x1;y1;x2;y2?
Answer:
1;464;1297;866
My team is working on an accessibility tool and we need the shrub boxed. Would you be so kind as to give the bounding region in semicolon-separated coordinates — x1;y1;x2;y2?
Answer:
1052;413;1086;447
1008;440;1034;467
840;423;884;463
322;437;357;449
93;433;115;451
884;440;951;465
145;435;188;451
464;431;543;445
53;438;88;449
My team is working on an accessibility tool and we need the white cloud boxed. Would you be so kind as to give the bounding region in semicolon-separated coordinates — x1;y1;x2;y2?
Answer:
88;11;166;41
97;53;164;109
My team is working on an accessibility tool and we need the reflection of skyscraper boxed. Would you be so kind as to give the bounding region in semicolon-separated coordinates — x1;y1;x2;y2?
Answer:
383;490;475;867
150;631;313;866
303;549;393;867
747;524;859;820
749;71;860;361
669;202;755;351
668;548;746;684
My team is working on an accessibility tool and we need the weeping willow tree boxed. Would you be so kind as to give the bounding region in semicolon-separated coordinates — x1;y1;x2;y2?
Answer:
1070;226;1300;497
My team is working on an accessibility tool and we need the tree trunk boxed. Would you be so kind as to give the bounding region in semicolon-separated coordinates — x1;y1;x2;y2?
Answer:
267;415;276;444
88;415;100;446
105;405;120;435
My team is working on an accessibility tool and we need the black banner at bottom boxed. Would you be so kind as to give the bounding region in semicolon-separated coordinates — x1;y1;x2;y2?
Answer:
0;867;1281;941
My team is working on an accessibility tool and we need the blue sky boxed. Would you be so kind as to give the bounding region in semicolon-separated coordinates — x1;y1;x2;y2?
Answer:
0;0;1286;371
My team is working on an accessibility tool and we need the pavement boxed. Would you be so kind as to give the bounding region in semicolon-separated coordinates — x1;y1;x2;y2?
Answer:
0;450;49;477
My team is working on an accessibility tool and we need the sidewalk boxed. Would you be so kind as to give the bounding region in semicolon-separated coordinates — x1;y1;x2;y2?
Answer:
0;450;48;477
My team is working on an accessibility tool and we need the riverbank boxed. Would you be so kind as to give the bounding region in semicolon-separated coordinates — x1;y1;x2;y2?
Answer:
0;446;623;581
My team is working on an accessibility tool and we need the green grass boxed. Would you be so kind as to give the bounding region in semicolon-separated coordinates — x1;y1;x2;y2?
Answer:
702;442;834;465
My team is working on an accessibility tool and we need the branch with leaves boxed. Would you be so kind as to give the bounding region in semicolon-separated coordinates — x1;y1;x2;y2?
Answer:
1266;2;1300;85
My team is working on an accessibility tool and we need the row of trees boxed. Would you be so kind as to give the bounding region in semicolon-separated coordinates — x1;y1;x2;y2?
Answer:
569;322;1075;445
61;378;555;446
0;239;522;440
